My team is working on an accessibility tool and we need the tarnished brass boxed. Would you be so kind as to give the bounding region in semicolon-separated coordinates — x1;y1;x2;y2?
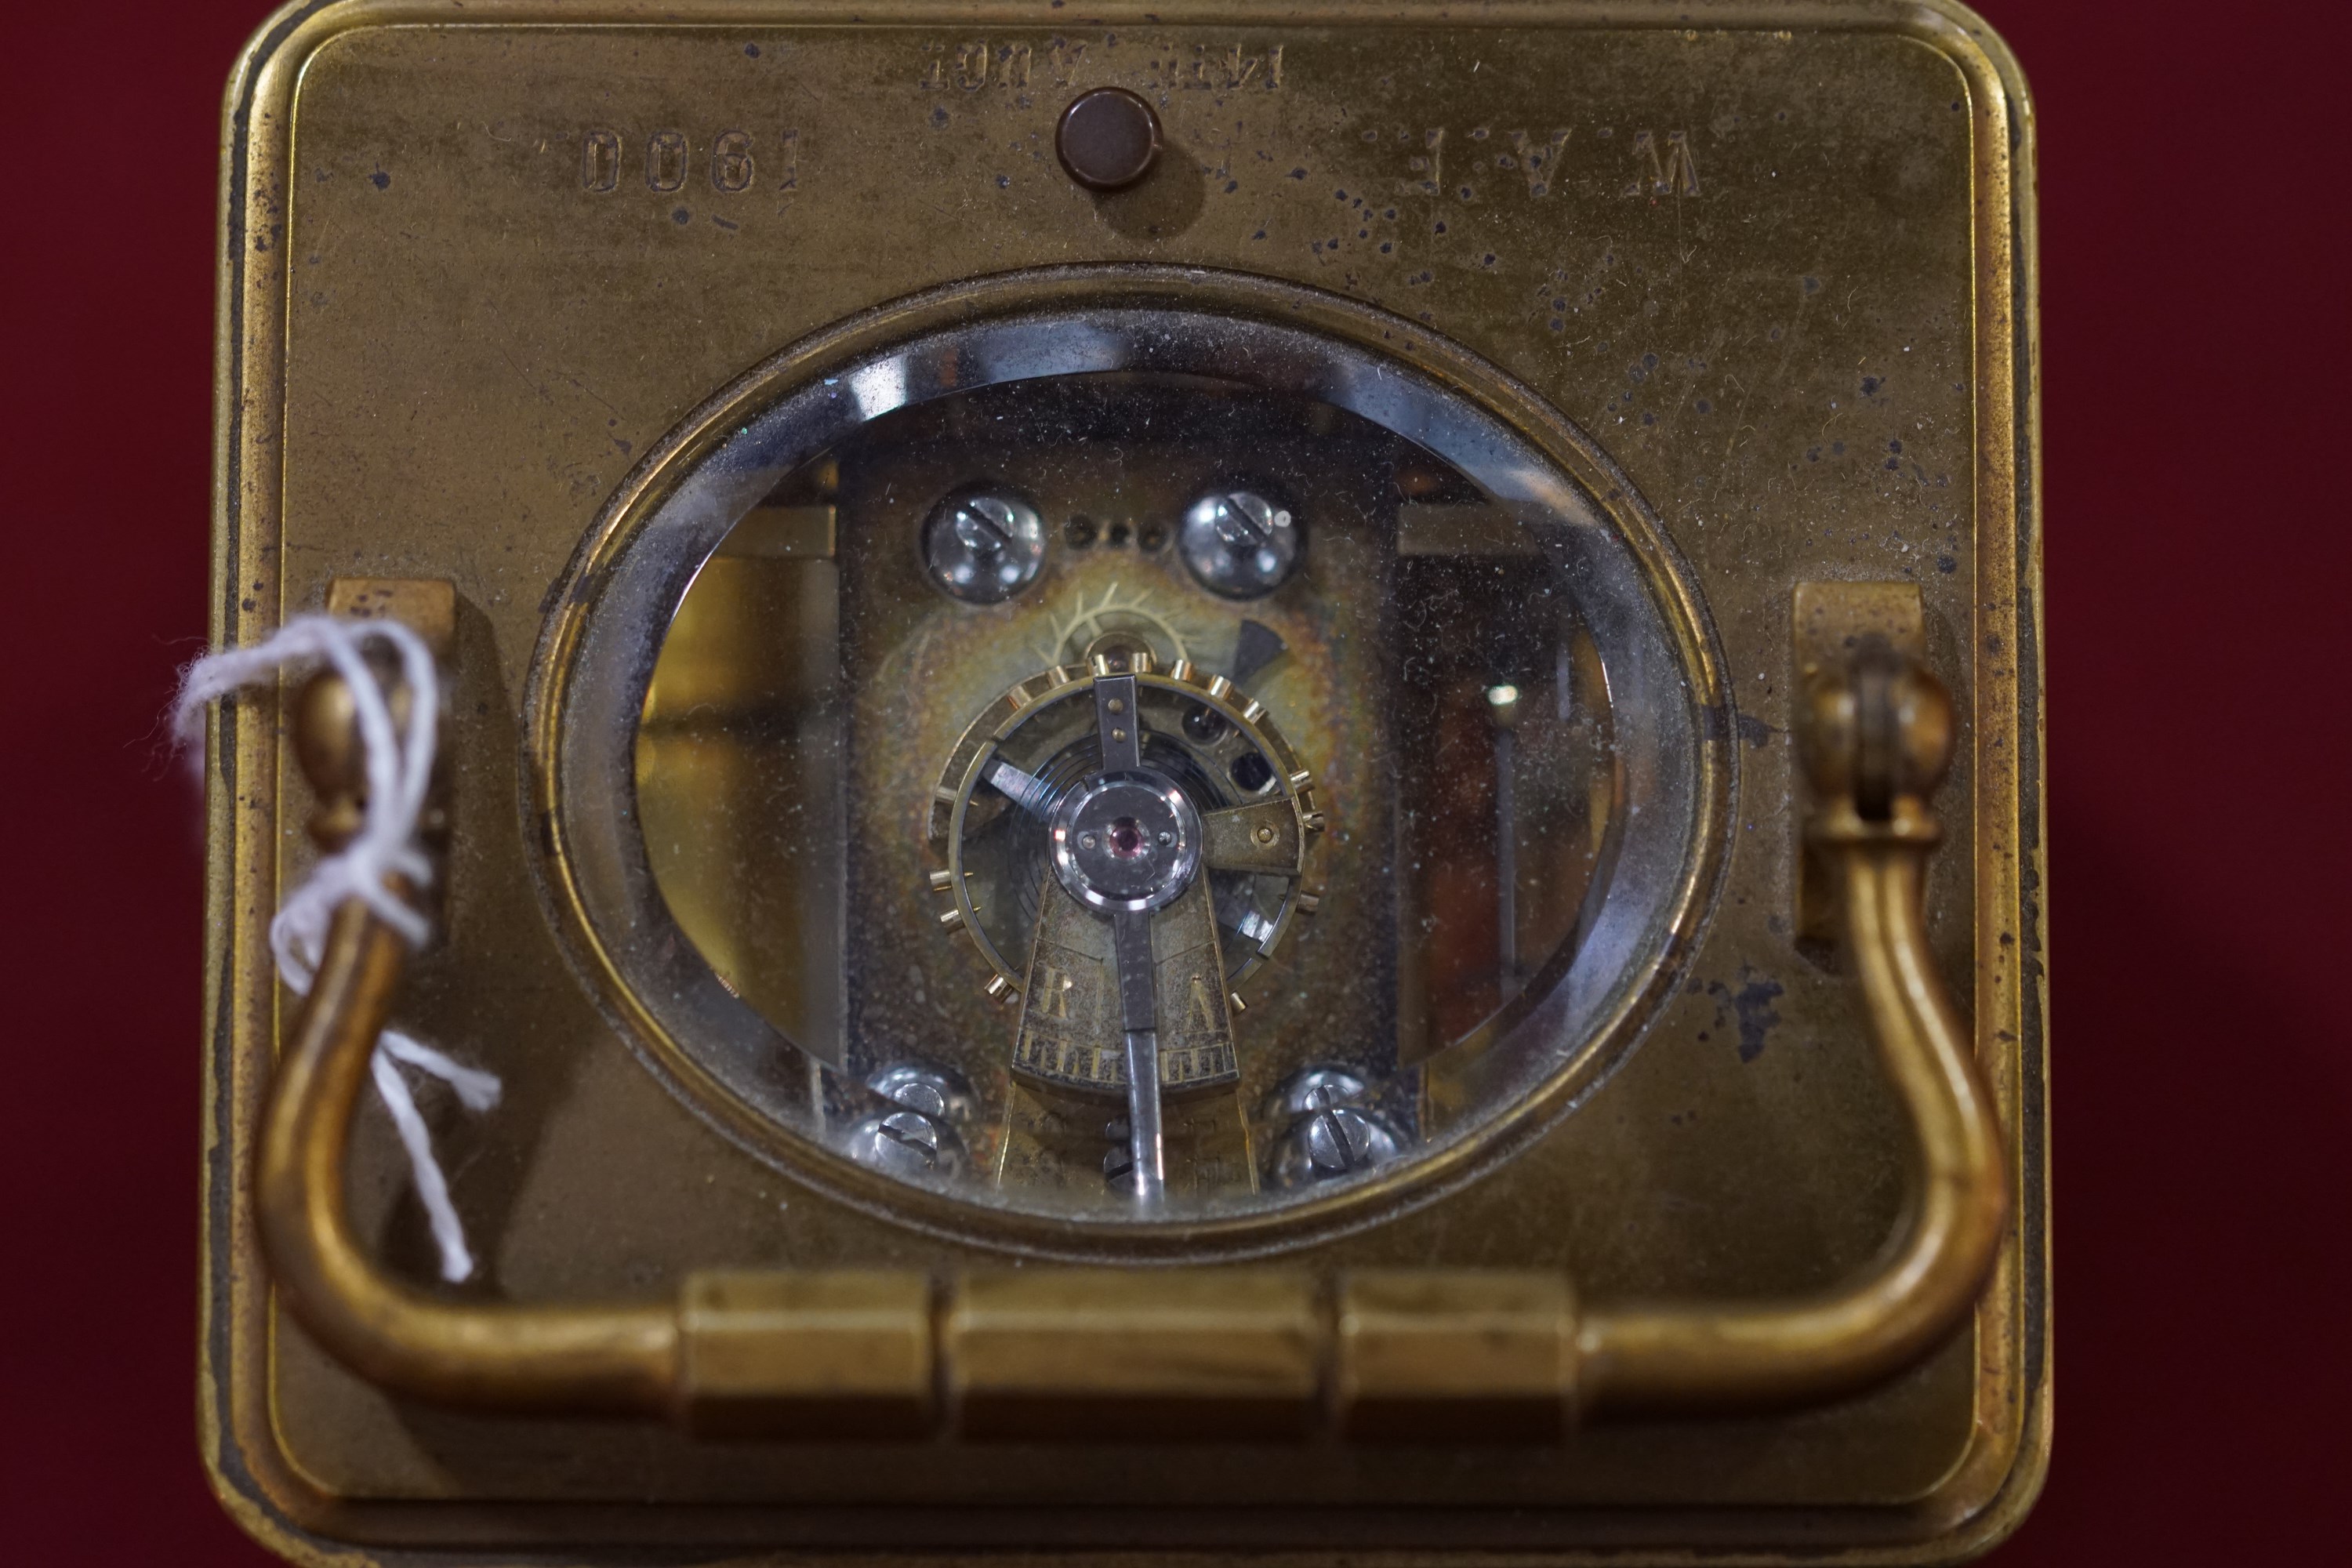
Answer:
1336;1272;1578;1442
257;898;684;1417
323;578;456;653
250;593;1999;1440
677;1272;934;1438
205;2;2043;1561
1200;797;1307;876
947;1269;1323;1439
1578;637;2005;1415
1792;581;1929;942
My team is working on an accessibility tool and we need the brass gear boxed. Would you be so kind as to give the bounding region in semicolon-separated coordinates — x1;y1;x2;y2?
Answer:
925;650;1326;1008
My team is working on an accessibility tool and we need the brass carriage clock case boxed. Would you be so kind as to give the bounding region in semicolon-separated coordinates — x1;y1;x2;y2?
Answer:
201;2;2044;1563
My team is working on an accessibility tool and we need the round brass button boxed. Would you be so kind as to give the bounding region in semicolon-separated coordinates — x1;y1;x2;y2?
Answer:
1056;88;1161;191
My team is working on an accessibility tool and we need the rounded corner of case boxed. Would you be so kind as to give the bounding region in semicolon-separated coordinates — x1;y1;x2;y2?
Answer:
198;1439;347;1568
222;0;405;136
1891;0;2038;126
1910;1378;2056;1564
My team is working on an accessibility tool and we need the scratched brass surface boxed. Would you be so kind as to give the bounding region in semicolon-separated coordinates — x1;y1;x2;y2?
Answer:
203;2;2043;1562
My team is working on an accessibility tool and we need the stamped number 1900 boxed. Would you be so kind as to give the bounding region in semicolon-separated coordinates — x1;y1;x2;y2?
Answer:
581;129;764;194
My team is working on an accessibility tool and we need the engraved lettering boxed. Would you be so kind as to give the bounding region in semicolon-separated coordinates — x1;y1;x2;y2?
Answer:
1627;129;1700;196
1036;967;1076;1018
577;129;771;198
582;129;620;192
923;37;1274;92
1195;42;1283;89
1388;123;1720;204
1185;973;1221;1032
955;42;990;90
1407;127;1445;196
775;128;799;192
711;131;753;193
1507;129;1572;196
647;130;687;192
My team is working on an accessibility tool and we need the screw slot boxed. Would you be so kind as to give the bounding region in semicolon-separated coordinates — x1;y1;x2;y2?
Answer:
924;490;1045;603
1178;489;1299;599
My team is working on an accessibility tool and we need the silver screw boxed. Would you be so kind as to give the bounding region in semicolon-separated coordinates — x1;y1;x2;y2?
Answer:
844;1108;967;1178
866;1061;978;1128
1270;1105;1402;1189
1264;1064;1373;1121
879;1111;942;1166
1178;489;1298;599
924;491;1045;603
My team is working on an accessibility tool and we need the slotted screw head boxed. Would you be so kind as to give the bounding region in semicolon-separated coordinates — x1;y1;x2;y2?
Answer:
924;492;1045;602
1179;490;1298;598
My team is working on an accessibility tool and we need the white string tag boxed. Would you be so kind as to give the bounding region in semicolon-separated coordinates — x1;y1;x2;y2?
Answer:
176;614;499;1283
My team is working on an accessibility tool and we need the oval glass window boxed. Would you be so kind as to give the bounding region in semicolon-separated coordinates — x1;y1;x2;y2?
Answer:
532;280;1725;1250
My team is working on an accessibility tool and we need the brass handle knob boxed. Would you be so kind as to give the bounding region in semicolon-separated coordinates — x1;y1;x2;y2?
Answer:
254;618;2004;1438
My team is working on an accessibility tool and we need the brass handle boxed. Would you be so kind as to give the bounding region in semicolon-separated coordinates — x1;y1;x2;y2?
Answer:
1575;639;2008;1414
255;629;2003;1437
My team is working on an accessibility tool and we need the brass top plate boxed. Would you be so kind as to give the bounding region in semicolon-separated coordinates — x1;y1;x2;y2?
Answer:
203;3;2042;1562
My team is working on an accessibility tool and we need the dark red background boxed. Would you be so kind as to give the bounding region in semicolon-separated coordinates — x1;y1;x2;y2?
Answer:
5;1;2344;1559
